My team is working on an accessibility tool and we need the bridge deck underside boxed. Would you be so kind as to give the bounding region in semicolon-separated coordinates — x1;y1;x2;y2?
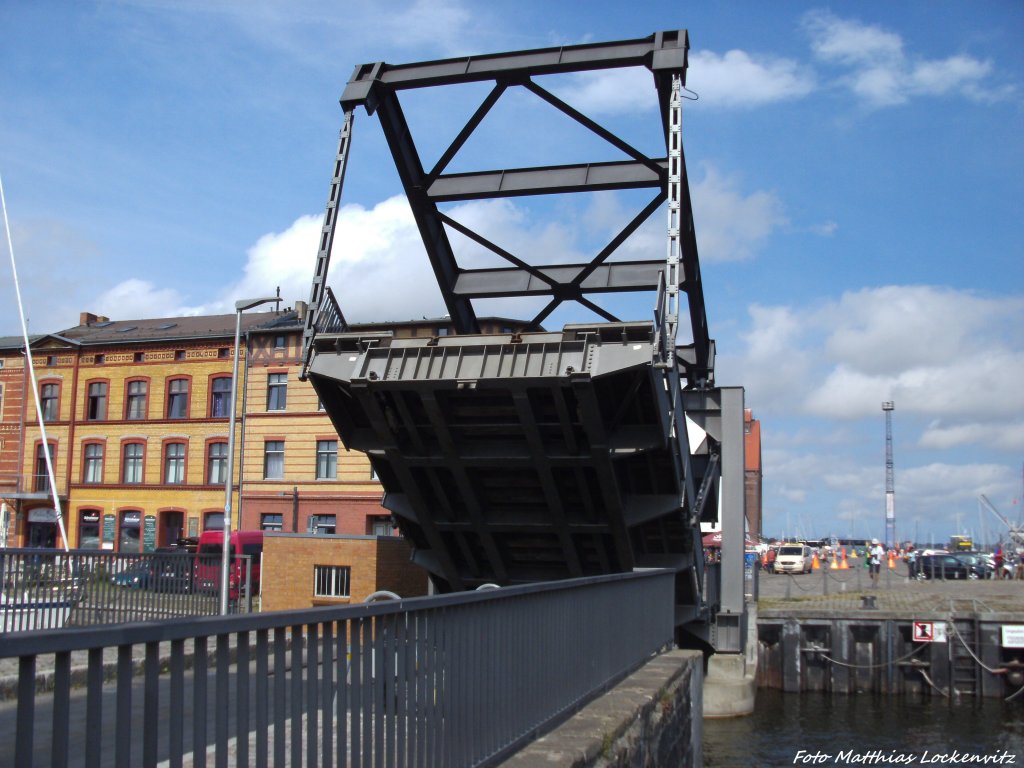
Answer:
308;326;702;617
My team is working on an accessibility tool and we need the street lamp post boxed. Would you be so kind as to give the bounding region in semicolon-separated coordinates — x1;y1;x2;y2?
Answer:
220;296;279;615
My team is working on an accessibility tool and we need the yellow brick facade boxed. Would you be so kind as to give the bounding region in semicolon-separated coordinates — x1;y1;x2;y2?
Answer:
260;534;429;612
14;328;246;550
2;309;530;555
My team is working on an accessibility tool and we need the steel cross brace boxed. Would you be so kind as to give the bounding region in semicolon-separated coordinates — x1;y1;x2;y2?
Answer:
302;31;709;356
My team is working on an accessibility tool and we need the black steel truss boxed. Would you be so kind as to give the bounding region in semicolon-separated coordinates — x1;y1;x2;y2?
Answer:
304;30;710;377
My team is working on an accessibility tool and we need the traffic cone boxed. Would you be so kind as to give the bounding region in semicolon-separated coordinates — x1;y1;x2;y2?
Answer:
812;552;820;570
888;550;896;570
849;547;858;559
840;550;850;570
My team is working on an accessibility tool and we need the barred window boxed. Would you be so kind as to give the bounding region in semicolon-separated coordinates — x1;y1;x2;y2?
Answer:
313;565;351;598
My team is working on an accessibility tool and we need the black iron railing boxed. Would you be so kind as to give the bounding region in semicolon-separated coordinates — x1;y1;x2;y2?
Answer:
0;549;256;632
0;569;674;768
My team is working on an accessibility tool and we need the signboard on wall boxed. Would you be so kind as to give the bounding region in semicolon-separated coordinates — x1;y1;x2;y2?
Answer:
1002;626;1024;648
102;513;116;548
143;515;157;552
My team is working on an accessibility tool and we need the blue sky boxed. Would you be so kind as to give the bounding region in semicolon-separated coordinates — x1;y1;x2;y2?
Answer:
2;1;1022;544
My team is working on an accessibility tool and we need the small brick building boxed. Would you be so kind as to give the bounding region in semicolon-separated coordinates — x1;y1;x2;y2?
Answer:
260;533;430;611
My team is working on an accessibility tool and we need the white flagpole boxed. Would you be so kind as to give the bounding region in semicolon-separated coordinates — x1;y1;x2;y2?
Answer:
0;171;70;552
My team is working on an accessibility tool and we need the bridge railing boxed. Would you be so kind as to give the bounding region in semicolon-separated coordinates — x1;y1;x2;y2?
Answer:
0;569;675;768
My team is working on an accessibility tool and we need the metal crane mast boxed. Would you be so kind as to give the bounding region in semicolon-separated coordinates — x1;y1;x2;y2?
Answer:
882;401;896;548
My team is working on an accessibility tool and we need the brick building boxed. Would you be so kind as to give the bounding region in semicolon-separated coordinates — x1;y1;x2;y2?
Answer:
1;306;530;552
744;408;762;538
260;533;429;611
7;311;280;550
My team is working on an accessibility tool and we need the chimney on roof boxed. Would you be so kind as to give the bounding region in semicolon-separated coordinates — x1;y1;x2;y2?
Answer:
80;312;109;326
295;301;308;321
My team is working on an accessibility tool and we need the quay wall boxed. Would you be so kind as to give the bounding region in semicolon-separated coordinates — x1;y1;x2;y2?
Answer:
500;649;704;768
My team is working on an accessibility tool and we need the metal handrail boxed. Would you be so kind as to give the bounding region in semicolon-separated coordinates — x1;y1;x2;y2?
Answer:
2;569;674;768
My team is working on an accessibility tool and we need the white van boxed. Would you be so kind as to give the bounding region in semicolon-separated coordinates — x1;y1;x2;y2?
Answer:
774;544;814;574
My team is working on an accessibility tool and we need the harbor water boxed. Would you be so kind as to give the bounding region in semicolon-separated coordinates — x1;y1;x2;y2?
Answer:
705;689;1024;767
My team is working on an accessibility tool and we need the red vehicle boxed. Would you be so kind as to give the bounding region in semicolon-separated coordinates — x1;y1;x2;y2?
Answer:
193;530;263;598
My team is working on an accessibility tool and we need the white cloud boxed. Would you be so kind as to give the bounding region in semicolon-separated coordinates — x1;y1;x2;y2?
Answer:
93;279;202;321
691;165;787;262
220;196;446;323
802;287;1024;420
729;285;1024;434
688;49;816;108
802;11;1009;107
551;68;658;116
920;420;1024;452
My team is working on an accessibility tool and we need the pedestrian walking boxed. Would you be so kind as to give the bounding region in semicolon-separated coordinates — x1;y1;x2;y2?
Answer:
870;539;884;586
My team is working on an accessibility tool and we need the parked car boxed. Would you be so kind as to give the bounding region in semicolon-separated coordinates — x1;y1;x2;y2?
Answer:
955;553;995;579
109;551;194;593
916;553;991;580
774;545;814;574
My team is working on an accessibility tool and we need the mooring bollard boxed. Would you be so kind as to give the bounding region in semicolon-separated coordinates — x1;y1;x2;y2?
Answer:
861;594;877;610
785;574;792;600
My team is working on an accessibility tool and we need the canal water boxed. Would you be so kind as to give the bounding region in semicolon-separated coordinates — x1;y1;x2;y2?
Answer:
704;689;1024;767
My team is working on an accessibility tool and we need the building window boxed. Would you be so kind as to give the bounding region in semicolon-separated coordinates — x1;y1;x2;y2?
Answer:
95;354;105;365
263;441;284;479
41;383;59;421
309;514;336;535
267;373;287;411
47;355;57;367
164;443;186;484
218;347;229;359
204;511;224;531
273;335;286;350
34;443;54;492
83;443;104;484
369;516;393;536
87;381;107;420
126;380;147;420
167;378;189;419
437;327;449;336
210;377;232;417
175;350;186;361
314;565;350;597
78;511;101;549
123;443;144;483
119;510;141;553
134;352;145;363
261;513;283;532
316;440;337;480
207;442;228;484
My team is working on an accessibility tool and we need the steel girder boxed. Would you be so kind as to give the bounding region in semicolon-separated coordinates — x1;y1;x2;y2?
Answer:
320;30;710;367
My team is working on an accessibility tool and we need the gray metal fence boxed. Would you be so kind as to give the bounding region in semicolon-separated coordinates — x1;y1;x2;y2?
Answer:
0;549;256;632
0;569;675;768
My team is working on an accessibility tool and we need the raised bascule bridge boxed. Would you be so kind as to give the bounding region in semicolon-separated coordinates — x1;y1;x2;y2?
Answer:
300;31;747;653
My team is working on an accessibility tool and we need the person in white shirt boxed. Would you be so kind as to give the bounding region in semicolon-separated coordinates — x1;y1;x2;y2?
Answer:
869;539;884;585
